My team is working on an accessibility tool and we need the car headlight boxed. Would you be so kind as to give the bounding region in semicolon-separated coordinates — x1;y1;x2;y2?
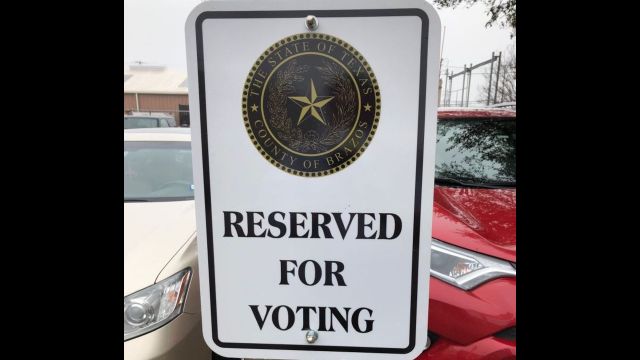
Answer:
430;239;515;290
124;268;191;341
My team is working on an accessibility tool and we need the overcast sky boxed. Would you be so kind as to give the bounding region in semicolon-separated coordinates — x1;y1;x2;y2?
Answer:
124;0;514;103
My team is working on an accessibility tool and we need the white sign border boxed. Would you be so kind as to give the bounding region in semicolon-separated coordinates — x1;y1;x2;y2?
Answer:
186;1;441;359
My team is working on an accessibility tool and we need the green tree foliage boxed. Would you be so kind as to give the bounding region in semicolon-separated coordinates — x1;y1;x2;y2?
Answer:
434;0;516;31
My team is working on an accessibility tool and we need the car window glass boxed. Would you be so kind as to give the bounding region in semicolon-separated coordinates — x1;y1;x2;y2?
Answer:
124;117;160;129
435;118;516;185
124;141;194;201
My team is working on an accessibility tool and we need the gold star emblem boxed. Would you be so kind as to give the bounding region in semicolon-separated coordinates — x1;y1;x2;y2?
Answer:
250;104;258;112
288;79;334;126
363;103;372;111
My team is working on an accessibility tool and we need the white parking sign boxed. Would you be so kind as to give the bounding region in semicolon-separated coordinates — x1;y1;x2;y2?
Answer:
185;1;441;359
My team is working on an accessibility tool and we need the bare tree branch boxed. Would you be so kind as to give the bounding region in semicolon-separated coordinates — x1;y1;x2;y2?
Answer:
434;0;516;37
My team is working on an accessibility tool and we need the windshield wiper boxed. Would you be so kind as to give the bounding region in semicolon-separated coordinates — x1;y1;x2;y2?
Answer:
124;198;150;202
435;177;514;189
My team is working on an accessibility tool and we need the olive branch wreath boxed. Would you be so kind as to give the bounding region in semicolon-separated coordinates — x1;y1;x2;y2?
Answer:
266;60;357;153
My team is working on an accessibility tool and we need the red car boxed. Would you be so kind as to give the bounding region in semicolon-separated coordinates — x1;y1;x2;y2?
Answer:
418;107;516;359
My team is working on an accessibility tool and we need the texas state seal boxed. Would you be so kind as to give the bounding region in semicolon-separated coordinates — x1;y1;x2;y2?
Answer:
243;33;380;177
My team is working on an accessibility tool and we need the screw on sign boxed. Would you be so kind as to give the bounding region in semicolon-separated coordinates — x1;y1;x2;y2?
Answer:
306;330;319;344
306;15;319;31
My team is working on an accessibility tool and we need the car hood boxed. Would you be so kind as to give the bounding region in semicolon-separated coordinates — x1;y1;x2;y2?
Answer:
432;186;516;262
124;200;196;296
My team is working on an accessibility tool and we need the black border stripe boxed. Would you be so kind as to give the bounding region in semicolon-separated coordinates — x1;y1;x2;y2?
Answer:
196;8;429;354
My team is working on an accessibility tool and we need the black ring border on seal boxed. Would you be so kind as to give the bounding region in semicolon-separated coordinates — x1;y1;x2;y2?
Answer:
242;33;381;178
195;8;429;354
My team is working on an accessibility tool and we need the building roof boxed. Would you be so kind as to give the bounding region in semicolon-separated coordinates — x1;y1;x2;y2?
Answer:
124;64;188;95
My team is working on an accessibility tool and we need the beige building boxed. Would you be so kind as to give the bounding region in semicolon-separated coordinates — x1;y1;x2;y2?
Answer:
124;64;190;126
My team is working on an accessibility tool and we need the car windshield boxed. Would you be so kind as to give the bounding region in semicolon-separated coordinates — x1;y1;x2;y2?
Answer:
435;118;516;187
124;117;160;129
124;141;194;201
